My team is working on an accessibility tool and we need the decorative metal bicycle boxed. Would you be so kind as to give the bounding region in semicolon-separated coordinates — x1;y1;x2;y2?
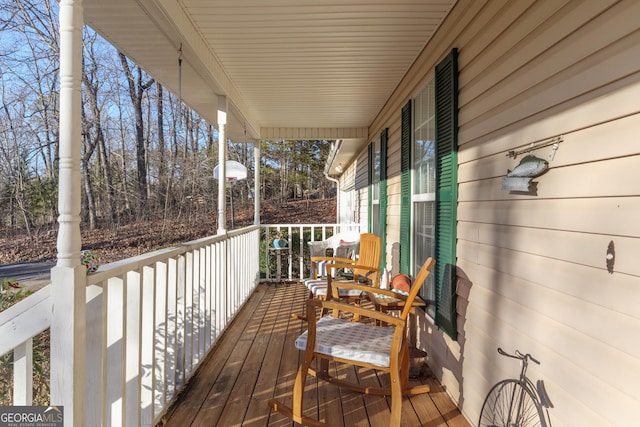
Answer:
478;348;554;427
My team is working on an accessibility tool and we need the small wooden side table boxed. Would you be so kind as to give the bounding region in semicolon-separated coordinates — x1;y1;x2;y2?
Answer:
368;293;426;345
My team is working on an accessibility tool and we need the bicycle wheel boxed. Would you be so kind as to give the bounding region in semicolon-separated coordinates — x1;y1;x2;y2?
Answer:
478;379;546;427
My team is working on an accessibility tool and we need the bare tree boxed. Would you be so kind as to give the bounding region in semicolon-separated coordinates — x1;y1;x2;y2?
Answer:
82;30;117;226
118;52;154;217
80;104;98;229
0;0;334;236
155;83;170;216
10;0;60;180
0;0;60;230
0;81;35;234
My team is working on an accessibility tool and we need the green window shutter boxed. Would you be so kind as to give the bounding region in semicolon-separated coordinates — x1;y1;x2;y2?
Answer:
434;48;459;340
379;128;388;271
367;142;373;233
399;101;412;275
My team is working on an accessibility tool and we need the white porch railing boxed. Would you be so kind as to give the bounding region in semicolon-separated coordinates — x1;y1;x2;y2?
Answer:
0;285;50;405
0;222;362;425
1;226;261;426
82;226;262;426
261;223;363;282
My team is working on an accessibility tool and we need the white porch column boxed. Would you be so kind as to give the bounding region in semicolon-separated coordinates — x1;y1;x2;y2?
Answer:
254;142;260;225
52;0;86;425
217;96;227;234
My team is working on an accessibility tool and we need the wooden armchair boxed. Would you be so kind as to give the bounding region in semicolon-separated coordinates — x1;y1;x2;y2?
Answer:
270;257;436;427
304;232;381;301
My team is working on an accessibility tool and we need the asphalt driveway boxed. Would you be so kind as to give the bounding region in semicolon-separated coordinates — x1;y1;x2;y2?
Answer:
0;261;54;291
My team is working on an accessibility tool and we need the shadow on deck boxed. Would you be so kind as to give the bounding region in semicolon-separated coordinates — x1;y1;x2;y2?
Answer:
157;282;471;427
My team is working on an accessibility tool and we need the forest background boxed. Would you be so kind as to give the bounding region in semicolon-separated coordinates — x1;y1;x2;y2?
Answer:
0;0;337;266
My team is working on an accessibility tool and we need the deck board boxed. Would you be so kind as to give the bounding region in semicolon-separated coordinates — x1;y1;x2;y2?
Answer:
158;283;471;427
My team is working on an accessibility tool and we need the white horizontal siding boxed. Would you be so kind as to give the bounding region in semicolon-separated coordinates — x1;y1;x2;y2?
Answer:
461;260;640;427
371;0;640;425
459;0;635;143
452;0;640;424
458;112;640;192
457;222;640;284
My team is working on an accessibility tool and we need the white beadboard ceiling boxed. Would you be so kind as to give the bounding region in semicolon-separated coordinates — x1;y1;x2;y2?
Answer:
83;0;455;169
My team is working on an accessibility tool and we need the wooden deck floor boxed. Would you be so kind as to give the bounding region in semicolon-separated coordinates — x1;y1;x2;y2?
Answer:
157;282;472;427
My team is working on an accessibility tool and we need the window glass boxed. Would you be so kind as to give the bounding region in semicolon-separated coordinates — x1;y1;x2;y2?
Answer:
338;189;355;224
371;205;380;236
371;135;381;236
412;76;436;314
372;136;381;201
413;78;436;195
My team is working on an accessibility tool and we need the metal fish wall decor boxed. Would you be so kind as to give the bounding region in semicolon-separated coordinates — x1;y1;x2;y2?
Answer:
506;155;549;178
502;154;549;191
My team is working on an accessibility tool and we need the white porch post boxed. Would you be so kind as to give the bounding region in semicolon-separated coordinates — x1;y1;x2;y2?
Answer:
51;0;87;425
217;95;227;234
254;142;260;225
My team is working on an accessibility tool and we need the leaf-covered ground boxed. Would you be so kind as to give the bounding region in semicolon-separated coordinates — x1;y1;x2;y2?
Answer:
0;197;336;266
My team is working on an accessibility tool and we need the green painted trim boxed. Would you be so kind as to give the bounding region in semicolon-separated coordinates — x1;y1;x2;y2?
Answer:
400;101;412;275
379;128;388;272
434;48;459;340
367;142;373;233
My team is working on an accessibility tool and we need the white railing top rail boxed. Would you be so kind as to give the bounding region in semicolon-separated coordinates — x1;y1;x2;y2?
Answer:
87;225;260;286
260;223;362;230
260;223;361;227
0;285;51;356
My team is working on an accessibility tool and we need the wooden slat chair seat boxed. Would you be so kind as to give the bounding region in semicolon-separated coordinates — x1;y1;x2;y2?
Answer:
295;315;396;367
305;277;366;298
270;257;436;427
296;233;382;321
303;233;382;300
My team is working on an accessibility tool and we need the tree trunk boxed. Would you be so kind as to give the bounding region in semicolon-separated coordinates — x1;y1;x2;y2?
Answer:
157;84;168;214
80;105;98;229
97;131;115;224
81;160;96;229
117;95;132;216
119;52;154;218
82;43;116;225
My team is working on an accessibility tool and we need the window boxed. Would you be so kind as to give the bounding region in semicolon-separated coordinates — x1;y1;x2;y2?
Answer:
400;48;458;339
370;135;381;234
412;76;437;316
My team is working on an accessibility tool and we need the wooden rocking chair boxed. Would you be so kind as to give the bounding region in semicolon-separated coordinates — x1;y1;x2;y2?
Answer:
304;233;381;298
270;257;436;427
295;233;381;321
